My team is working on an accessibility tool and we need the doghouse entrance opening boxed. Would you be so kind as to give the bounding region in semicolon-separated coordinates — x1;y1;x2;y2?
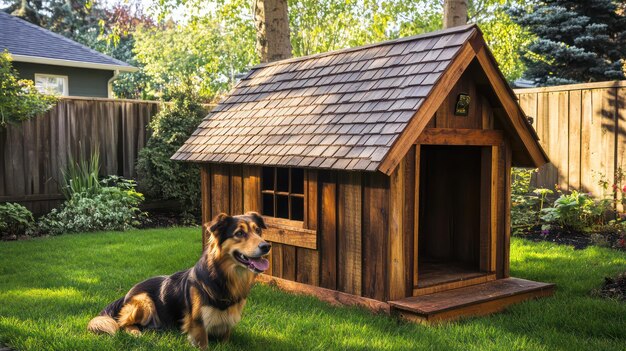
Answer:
417;145;488;288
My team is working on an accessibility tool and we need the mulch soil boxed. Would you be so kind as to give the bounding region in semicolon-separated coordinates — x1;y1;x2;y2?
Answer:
594;272;626;301
519;226;625;251
137;209;200;229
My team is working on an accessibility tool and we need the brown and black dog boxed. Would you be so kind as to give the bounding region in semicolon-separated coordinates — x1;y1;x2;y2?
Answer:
87;212;271;349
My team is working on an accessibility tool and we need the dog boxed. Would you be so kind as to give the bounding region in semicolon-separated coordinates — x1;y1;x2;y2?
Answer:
87;212;271;349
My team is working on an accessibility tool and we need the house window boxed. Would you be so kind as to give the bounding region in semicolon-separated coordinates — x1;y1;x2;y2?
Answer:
34;74;68;96
261;167;305;221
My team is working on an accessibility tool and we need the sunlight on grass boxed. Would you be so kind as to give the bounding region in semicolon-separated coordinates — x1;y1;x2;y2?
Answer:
1;228;625;351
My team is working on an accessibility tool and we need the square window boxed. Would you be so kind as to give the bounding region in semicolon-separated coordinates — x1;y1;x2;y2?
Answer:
261;167;306;222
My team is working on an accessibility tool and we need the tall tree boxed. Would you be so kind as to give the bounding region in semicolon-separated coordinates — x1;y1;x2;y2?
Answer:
509;0;626;85
443;0;468;28
254;0;292;62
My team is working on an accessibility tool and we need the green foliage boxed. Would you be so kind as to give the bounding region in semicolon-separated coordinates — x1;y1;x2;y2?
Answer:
131;1;257;102
0;51;57;127
476;0;532;81
60;150;101;198
136;92;205;213
541;191;611;232
510;168;553;234
38;176;144;235
0;203;34;238
509;0;626;85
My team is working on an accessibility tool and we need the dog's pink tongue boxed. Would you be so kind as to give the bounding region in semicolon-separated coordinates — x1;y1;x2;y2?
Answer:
248;257;269;272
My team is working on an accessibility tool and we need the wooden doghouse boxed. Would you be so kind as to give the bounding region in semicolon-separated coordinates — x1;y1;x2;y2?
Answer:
173;24;555;322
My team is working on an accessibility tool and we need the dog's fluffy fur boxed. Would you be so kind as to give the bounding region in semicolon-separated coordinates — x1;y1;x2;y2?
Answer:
87;212;270;349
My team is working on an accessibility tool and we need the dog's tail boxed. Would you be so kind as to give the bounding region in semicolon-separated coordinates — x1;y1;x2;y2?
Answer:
87;297;125;335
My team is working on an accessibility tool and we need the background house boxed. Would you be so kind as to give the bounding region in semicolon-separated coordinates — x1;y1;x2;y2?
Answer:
0;11;136;98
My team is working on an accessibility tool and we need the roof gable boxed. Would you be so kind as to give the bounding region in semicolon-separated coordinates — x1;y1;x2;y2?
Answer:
0;12;135;71
173;25;547;174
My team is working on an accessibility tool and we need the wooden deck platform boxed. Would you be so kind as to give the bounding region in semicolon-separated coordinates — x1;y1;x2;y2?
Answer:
390;277;555;323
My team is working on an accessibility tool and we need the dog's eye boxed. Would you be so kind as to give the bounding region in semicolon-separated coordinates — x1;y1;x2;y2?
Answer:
234;231;246;238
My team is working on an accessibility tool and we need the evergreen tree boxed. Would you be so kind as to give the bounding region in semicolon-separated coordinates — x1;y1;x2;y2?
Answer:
509;0;626;85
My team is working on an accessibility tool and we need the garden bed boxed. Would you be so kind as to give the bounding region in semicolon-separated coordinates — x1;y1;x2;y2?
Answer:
517;226;626;251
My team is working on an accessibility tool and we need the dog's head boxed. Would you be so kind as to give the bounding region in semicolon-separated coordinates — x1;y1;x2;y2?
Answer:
208;212;271;273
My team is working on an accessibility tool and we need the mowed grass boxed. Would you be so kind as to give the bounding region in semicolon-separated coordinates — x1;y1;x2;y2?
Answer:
1;228;625;351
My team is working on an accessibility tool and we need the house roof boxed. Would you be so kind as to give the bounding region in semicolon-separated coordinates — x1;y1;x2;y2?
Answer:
173;24;547;174
0;11;136;72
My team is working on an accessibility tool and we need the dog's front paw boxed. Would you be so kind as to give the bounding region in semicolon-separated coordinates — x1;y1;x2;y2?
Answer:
188;334;208;350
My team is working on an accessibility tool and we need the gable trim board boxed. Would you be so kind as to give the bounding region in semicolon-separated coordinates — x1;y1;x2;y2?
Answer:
173;25;548;175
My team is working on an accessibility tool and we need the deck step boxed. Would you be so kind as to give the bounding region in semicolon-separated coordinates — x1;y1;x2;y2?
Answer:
389;277;555;323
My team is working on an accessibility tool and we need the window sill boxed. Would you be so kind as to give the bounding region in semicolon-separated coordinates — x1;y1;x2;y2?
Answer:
262;216;317;250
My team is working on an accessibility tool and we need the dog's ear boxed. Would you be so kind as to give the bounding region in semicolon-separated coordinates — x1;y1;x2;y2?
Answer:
209;213;233;236
245;211;267;229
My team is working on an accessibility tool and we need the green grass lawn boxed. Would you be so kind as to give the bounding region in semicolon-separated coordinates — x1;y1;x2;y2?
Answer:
1;228;625;351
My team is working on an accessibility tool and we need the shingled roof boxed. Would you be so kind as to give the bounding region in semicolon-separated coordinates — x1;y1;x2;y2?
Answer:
0;11;136;71
173;24;537;173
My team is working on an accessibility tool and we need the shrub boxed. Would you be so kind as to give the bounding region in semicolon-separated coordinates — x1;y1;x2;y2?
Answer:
510;168;553;234
136;90;205;214
61;149;101;198
0;50;57;127
0;202;34;239
38;177;145;235
540;191;611;232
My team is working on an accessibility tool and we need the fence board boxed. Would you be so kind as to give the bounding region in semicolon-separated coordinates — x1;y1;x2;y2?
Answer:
515;81;625;198
0;97;163;214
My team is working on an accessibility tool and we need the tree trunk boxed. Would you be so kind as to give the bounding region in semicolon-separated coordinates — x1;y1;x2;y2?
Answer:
254;0;292;63
443;0;468;28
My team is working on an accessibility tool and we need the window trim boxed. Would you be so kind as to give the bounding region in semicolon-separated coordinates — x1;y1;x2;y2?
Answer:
34;73;69;96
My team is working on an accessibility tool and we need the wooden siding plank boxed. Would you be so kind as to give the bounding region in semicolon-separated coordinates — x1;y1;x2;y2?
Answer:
243;166;262;213
297;170;320;286
337;171;362;295
282;245;297;281
319;171;338;290
210;163;230;217
201;165;212;249
362;171;389;301
230;164;243;214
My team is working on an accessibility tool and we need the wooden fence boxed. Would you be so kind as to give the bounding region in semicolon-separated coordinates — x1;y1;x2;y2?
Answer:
0;97;160;214
515;80;626;198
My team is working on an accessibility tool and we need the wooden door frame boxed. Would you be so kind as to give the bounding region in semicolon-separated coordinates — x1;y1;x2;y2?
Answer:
413;128;503;292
